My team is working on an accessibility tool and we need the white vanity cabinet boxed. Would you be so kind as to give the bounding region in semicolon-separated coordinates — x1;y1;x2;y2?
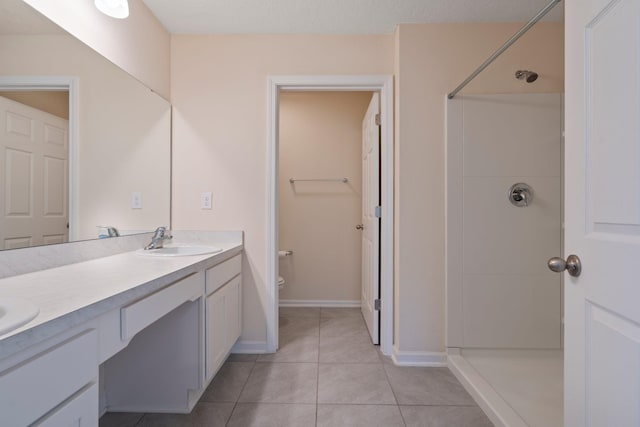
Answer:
102;271;204;413
0;244;244;424
205;254;242;380
0;330;98;427
103;252;243;413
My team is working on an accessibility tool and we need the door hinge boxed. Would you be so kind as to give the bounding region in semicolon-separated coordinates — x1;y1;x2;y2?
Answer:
375;113;381;126
374;299;381;311
375;205;382;218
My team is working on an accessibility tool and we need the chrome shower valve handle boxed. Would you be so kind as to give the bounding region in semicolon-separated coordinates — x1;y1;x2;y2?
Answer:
508;183;533;207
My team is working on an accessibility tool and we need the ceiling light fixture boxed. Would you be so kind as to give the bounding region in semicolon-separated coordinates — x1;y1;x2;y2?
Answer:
94;0;129;19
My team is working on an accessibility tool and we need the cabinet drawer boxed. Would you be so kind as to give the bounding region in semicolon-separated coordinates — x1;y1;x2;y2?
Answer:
205;254;241;296
121;272;202;341
35;382;98;427
0;329;97;427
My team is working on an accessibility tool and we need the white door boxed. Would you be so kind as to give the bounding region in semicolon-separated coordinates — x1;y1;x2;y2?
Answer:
0;96;69;249
361;93;380;344
565;0;640;425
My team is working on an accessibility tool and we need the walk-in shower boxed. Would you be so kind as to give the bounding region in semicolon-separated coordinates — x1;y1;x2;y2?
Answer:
446;93;563;427
445;1;563;426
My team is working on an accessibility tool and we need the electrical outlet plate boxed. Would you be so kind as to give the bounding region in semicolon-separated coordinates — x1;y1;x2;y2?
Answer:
131;192;142;209
201;192;212;209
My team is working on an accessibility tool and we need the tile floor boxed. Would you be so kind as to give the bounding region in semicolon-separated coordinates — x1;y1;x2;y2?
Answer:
100;307;494;426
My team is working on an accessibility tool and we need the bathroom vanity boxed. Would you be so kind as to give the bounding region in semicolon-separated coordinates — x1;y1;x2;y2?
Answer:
0;232;243;426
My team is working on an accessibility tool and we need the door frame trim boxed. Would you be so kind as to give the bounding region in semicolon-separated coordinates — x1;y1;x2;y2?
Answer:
0;76;78;241
266;75;394;355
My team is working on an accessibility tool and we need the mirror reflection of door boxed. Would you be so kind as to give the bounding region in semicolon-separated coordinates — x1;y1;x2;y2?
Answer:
0;92;69;249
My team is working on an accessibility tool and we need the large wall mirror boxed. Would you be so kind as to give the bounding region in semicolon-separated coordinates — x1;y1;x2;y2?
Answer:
0;0;171;249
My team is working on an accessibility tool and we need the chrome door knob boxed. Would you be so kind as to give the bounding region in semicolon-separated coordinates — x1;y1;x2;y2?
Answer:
356;224;364;230
548;254;582;277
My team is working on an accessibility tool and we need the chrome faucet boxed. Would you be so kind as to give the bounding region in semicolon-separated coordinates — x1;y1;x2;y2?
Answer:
144;226;172;250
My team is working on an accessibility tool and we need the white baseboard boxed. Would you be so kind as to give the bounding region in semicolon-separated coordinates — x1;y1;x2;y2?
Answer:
392;346;448;367
231;339;268;354
278;299;361;308
448;353;526;427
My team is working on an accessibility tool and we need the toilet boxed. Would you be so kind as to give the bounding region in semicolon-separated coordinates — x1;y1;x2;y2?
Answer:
278;250;291;292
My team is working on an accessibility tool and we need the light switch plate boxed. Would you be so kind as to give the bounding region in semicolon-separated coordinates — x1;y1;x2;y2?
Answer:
131;192;142;209
201;192;212;210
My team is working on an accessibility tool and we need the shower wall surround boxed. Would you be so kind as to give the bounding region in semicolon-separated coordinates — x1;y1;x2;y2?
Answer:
447;93;562;349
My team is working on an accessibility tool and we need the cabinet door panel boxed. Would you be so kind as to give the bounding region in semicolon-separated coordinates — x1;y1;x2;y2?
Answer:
226;276;241;348
205;274;242;381
206;288;227;380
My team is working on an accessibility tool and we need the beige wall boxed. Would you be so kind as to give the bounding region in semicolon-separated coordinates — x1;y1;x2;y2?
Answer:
0;91;68;119
171;25;562;353
278;92;371;303
171;34;394;344
0;34;171;240
10;1;565;359
23;0;170;99
394;23;564;354
18;1;565;358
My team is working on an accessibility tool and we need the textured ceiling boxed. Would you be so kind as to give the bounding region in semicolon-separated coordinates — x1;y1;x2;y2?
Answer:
142;0;563;35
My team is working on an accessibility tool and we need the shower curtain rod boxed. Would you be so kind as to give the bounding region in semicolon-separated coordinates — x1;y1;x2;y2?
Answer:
447;0;562;99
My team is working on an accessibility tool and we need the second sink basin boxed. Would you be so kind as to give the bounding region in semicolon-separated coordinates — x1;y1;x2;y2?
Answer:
0;297;39;336
136;245;223;257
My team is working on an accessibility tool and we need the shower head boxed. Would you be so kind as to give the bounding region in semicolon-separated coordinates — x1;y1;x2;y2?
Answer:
515;70;538;83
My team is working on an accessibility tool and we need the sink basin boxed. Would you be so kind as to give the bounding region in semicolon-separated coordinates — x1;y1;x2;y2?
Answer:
0;297;39;336
136;245;223;257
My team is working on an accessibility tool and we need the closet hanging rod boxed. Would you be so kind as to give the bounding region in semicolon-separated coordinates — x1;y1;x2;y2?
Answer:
447;0;562;99
289;178;348;183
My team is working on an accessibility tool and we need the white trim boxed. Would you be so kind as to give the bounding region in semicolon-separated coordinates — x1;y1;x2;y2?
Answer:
266;77;279;353
392;346;448;367
445;96;464;347
448;353;526;427
267;75;394;356
279;300;361;308
231;340;268;354
0;76;79;241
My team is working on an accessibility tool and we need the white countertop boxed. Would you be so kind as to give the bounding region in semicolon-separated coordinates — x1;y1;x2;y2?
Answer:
0;238;242;360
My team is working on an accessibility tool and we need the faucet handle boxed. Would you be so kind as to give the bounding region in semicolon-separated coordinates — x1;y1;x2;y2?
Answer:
153;226;172;240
